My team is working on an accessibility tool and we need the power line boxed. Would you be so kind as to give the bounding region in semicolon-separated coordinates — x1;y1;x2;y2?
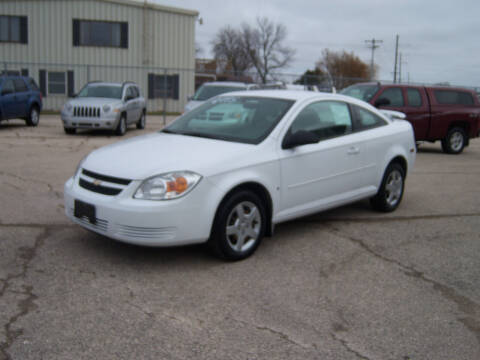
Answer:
365;38;383;79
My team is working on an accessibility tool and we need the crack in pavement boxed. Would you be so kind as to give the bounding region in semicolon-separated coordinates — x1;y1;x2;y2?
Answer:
326;223;480;345
330;332;370;360
0;227;51;360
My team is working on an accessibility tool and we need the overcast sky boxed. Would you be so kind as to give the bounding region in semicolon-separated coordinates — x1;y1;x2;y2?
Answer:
153;0;480;87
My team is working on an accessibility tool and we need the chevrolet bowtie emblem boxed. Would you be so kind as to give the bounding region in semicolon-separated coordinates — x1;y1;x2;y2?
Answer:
93;179;102;186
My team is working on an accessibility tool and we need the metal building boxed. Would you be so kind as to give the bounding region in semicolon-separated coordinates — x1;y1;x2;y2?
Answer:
0;0;198;112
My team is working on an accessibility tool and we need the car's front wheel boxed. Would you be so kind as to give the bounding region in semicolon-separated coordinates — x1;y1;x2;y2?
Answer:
115;114;127;136
208;190;266;261
26;106;40;127
441;127;466;154
370;163;405;212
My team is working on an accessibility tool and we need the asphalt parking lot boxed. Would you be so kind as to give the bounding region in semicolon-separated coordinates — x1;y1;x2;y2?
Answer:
1;115;479;360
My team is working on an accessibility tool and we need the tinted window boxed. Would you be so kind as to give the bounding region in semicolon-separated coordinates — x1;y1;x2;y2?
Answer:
406;88;422;107
378;88;404;106
340;84;379;101
434;90;474;105
353;105;388;130
290;101;352;141
26;78;39;92
164;96;294;144
13;78;28;92
1;79;15;94
193;85;247;101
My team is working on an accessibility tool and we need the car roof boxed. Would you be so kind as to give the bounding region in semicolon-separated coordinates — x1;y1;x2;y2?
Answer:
350;81;476;93
202;81;249;87
219;89;357;102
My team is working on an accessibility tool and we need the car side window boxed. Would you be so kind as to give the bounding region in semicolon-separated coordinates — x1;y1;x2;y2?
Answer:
133;86;140;98
1;79;15;95
13;78;28;93
434;90;474;105
406;88;422;107
290;101;353;141
125;86;135;100
378;88;404;106
352;105;388;131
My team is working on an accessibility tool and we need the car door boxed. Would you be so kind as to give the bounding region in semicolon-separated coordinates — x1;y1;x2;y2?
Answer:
277;100;374;221
1;79;17;119
124;86;138;123
13;78;29;118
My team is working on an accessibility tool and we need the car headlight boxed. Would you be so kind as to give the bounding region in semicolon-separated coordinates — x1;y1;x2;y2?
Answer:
63;103;73;113
134;171;202;200
103;105;111;113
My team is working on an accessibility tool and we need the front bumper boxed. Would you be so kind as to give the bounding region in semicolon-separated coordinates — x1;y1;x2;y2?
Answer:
61;112;120;130
64;174;220;247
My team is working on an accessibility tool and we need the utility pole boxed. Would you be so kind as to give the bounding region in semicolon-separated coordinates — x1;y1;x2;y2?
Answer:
365;38;383;80
393;35;399;83
399;53;402;83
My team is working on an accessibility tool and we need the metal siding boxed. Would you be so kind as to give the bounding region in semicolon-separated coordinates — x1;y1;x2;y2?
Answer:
0;0;196;111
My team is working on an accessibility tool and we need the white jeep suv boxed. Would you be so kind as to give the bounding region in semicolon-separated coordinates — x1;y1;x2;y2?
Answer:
61;81;146;136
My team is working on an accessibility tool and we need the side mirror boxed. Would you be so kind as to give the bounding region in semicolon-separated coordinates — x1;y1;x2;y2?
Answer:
124;95;133;102
374;97;391;108
282;130;320;149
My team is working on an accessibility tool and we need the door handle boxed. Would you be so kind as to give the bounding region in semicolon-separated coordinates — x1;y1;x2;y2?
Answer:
347;146;360;155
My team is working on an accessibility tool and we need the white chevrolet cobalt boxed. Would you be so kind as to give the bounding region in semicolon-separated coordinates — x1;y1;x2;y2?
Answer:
64;91;416;260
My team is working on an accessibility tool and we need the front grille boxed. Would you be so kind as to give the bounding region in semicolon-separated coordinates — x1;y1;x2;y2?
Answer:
79;179;122;195
73;106;101;117
73;211;109;232
78;169;132;196
116;225;176;240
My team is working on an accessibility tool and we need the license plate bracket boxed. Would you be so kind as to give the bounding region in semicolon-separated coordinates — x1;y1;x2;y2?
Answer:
74;200;96;225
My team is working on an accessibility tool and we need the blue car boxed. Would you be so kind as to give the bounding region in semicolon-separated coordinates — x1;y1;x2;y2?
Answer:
0;75;43;126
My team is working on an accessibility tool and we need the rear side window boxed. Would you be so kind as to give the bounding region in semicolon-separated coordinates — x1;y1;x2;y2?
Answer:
406;88;422;107
352;105;388;131
434;90;474;105
1;79;15;94
13;78;28;92
378;88;404;106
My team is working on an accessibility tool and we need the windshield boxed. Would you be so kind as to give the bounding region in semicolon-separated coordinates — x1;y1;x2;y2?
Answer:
77;84;123;99
163;96;295;144
341;84;379;102
193;84;247;101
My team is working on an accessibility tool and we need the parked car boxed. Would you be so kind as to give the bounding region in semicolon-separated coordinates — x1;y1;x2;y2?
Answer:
341;82;480;154
0;75;42;126
64;91;416;260
184;81;256;112
61;81;146;136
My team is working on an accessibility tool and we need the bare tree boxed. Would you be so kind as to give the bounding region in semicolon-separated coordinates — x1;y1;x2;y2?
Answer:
316;49;370;89
241;17;295;84
212;26;251;77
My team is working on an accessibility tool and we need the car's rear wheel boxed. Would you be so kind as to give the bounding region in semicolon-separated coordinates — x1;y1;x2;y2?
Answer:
115;114;127;136
64;127;76;135
136;110;146;129
370;163;405;212
441;127;466;154
208;190;266;261
26;106;39;127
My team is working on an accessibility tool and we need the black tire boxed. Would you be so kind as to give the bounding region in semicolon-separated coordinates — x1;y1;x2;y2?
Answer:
64;127;76;135
208;190;266;261
136;110;146;129
26;106;40;127
370;163;405;212
115;114;127;136
441;127;466;154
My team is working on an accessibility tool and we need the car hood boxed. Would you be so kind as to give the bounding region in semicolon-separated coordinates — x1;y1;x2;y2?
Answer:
82;132;261;180
67;97;122;107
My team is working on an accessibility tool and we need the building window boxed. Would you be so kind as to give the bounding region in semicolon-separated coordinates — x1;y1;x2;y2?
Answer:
73;19;128;48
148;74;179;100
48;71;66;95
0;15;28;43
